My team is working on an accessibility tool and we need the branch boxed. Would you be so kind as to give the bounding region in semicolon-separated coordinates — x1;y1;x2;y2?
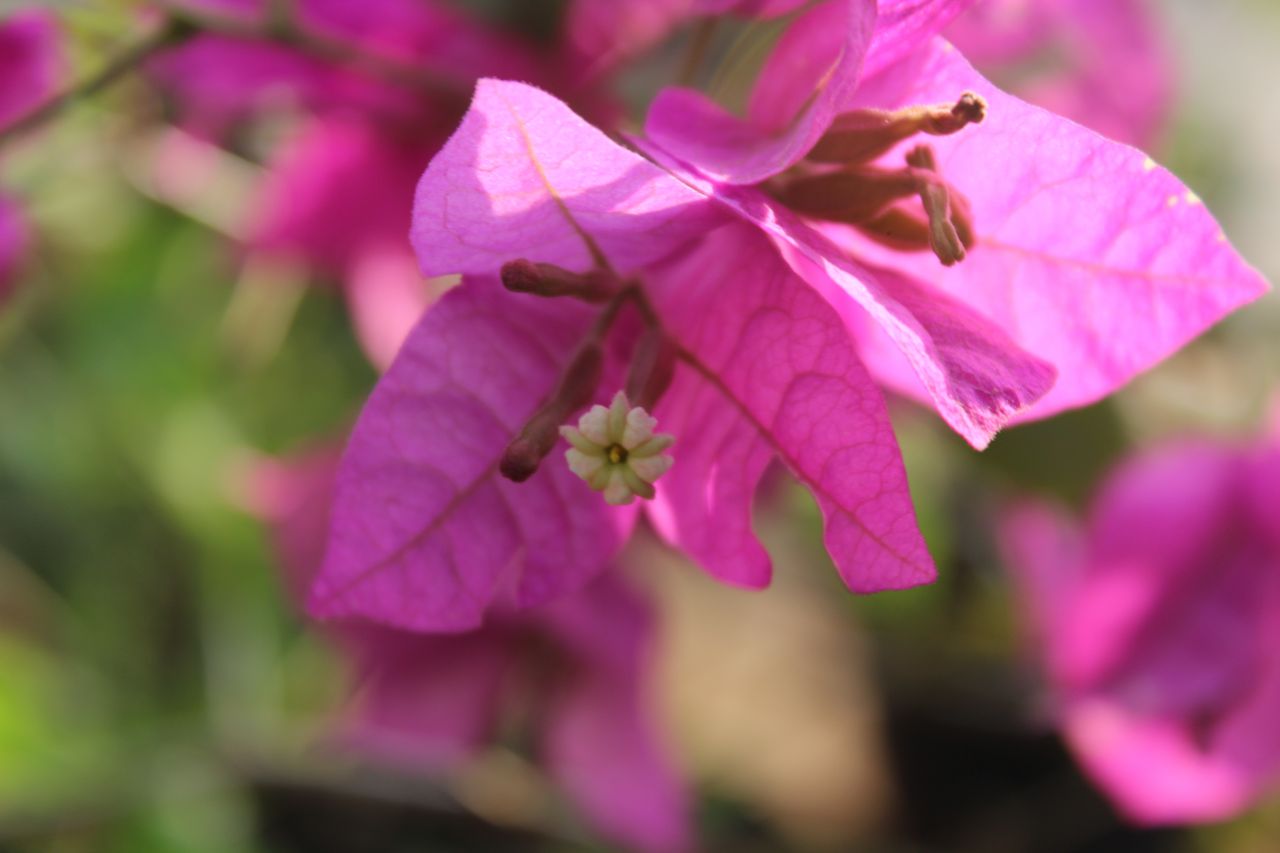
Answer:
0;17;198;148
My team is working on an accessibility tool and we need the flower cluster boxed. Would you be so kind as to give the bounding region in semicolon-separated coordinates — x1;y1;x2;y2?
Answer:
4;0;1275;848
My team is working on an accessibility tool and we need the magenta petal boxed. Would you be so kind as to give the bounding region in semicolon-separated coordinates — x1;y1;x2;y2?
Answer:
1063;701;1255;824
412;79;721;277
862;0;975;77
945;0;1173;148
0;10;60;132
998;501;1085;649
539;577;690;853
646;224;934;592
636;144;1055;447
644;0;877;184
308;279;635;632
345;628;512;765
543;669;692;853
695;0;809;15
849;39;1269;423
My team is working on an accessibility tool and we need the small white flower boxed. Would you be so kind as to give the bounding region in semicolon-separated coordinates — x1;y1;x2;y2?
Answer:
560;391;674;505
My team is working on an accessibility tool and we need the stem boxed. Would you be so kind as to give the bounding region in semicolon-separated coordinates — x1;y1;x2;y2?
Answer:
677;18;718;86
0;18;198;148
159;2;470;101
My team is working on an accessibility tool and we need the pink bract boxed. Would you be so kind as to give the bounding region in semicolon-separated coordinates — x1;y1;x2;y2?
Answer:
1001;439;1280;823
642;7;1265;443
250;445;691;853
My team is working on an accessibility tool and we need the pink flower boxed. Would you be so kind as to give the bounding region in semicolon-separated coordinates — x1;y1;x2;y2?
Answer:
945;0;1173;148
308;1;1263;633
248;445;691;853
1000;436;1280;823
309;81;936;632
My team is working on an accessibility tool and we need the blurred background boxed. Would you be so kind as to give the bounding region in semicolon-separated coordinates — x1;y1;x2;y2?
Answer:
0;0;1277;850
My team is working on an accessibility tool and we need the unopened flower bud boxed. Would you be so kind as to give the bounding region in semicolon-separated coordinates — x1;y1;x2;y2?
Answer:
499;342;604;483
561;391;674;505
500;259;616;302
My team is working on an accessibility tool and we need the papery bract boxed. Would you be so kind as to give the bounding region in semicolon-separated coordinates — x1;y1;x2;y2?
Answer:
249;446;690;853
945;0;1172;147
839;39;1266;423
643;7;1265;445
312;78;934;632
1001;439;1280;823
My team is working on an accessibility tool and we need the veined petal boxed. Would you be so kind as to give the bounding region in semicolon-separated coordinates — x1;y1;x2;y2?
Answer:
645;224;934;592
412;78;723;277
844;38;1269;424
308;278;636;632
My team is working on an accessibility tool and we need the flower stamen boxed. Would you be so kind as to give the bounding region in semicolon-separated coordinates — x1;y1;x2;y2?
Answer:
561;391;674;505
807;92;987;165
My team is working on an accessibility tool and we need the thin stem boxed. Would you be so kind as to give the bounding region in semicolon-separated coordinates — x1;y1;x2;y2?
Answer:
159;2;470;101
0;18;198;148
677;18;718;86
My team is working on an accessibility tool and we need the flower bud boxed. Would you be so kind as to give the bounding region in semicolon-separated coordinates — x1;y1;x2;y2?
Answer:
500;259;616;302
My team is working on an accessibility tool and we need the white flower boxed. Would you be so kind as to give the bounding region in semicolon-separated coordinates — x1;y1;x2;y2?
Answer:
560;391;674;505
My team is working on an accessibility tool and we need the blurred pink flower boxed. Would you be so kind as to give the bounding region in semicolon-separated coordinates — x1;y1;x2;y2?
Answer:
248;444;691;853
0;9;60;132
149;0;543;365
1001;438;1280;823
945;0;1173;148
0;9;61;300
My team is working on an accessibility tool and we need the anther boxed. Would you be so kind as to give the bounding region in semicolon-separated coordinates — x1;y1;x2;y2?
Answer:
807;92;987;165
501;259;616;303
499;342;604;482
905;144;970;265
